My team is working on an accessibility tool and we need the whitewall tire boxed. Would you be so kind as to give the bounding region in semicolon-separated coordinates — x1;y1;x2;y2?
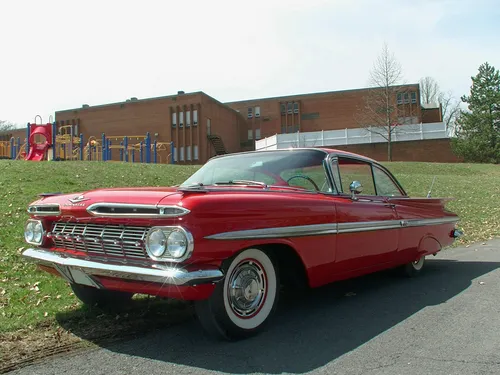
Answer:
402;255;426;277
195;248;279;340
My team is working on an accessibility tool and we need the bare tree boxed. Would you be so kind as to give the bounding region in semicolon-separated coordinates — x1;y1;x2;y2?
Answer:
419;76;440;104
0;120;15;133
355;43;409;161
438;91;461;135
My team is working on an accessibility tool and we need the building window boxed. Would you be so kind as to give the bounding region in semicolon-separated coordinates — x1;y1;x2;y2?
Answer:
193;145;199;160
281;125;286;133
280;103;286;115
173;147;177;162
293;102;299;114
180;146;184;161
179;112;184;127
247;107;253;119
255;106;261;118
404;93;409;104
186;145;191;161
193;109;198;125
186;111;191;127
255;128;261;139
397;93;403;105
207;118;211;135
172;112;177;127
411;92;417;104
248;129;253;140
287;102;293;114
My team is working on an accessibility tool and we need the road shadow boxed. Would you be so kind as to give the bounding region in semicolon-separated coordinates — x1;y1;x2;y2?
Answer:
56;258;500;374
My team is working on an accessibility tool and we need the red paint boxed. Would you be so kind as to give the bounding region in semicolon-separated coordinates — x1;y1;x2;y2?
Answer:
27;148;460;300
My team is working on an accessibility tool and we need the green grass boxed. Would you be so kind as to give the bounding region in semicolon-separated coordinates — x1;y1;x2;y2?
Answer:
0;160;499;336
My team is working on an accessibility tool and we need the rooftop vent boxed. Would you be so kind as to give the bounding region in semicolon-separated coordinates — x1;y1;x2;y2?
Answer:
82;104;90;108
177;90;185;95
130;97;138;101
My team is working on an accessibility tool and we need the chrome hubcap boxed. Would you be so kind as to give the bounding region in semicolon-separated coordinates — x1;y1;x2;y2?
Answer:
228;260;266;318
413;257;424;270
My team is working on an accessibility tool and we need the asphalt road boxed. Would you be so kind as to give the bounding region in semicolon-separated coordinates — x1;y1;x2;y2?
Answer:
10;239;500;375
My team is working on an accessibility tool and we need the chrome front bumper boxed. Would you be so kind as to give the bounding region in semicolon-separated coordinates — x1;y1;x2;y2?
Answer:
22;248;224;287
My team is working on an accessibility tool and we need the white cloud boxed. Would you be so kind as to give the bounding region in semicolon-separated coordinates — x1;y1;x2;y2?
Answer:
0;0;498;125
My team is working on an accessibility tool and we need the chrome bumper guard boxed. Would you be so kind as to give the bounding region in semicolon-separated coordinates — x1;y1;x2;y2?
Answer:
22;248;224;287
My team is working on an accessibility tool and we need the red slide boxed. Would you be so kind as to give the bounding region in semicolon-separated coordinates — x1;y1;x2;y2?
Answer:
25;143;49;161
25;123;53;161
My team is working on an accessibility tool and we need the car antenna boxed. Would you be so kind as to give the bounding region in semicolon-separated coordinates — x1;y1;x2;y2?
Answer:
426;176;437;198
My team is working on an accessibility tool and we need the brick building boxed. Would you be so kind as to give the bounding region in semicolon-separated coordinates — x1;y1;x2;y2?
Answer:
3;83;451;164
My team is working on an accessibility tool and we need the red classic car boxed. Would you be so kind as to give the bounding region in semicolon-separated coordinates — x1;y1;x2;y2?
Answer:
22;148;461;340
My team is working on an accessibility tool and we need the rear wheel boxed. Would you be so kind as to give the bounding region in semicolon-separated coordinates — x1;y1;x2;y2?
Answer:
70;283;134;310
195;248;279;340
402;256;426;277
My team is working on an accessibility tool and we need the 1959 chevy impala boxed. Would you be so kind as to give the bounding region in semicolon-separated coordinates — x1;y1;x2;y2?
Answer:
22;148;462;340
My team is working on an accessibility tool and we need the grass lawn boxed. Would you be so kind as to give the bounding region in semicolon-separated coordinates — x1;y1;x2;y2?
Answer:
0;159;499;366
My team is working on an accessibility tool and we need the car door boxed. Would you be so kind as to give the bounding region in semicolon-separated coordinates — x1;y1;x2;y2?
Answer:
330;156;401;274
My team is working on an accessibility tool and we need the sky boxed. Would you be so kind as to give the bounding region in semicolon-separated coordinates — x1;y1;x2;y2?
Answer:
1;0;499;126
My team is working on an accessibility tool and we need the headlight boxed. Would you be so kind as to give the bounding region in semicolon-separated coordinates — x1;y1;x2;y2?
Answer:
146;229;167;257
24;220;44;245
145;226;193;262
167;230;187;258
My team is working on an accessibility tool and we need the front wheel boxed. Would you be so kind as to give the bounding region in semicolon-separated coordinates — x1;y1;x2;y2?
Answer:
195;248;279;341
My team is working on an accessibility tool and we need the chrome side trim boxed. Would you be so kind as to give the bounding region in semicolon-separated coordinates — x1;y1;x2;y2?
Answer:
22;248;224;286
406;217;460;227
205;216;460;240
204;223;338;240
86;203;190;218
337;220;402;234
27;204;61;216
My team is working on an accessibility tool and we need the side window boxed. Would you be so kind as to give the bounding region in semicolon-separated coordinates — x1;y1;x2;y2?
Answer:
373;166;403;196
337;158;376;195
281;165;332;192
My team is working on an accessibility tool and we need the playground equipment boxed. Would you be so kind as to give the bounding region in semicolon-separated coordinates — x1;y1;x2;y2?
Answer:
3;119;175;164
25;123;53;161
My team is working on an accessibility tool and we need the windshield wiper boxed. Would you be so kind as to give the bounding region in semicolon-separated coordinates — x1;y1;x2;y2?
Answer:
213;180;268;188
179;182;206;189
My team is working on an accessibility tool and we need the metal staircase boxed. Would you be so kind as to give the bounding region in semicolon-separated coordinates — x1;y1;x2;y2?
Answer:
207;135;227;155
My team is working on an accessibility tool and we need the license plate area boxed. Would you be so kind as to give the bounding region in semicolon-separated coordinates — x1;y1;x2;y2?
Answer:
54;265;101;288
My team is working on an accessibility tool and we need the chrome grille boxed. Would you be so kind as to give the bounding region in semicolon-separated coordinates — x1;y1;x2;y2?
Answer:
51;222;149;259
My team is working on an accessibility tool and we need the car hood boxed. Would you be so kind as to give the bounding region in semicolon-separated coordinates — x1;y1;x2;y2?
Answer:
30;187;184;218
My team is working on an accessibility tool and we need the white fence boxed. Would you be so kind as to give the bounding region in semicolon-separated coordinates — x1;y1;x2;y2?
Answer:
255;122;449;151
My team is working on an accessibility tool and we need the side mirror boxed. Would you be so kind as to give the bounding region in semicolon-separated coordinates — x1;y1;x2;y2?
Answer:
349;181;363;200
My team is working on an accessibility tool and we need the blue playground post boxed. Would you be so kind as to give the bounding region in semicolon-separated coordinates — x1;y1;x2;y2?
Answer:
153;140;157;164
107;140;112;160
101;133;107;162
140;141;144;163
170;141;175;164
16;137;20;158
26;123;30;155
145;132;151;163
52;123;57;161
132;149;135;163
10;138;15;159
124;136;129;162
119;141;123;161
79;134;84;161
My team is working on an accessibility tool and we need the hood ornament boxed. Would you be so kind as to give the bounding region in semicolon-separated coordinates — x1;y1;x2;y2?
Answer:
68;195;90;204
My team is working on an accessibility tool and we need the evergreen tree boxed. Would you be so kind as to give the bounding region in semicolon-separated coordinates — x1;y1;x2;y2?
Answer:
452;62;500;163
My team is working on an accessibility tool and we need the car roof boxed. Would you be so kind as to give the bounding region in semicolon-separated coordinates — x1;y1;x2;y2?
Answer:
216;147;378;164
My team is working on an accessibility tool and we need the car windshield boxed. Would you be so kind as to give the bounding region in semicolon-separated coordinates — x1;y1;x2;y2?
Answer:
180;149;334;193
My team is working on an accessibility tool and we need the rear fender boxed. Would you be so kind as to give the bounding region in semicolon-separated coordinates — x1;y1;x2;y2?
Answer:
417;235;442;258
